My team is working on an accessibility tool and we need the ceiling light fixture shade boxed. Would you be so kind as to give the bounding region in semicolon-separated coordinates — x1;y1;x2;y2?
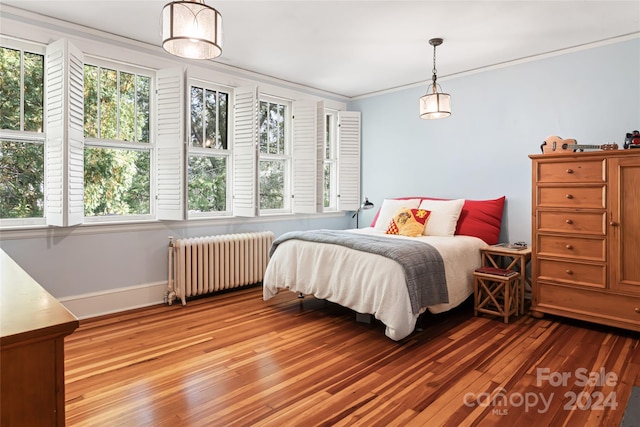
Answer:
162;0;222;60
419;38;451;119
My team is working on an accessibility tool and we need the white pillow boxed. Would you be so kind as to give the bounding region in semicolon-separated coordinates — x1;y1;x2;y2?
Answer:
373;198;421;231
419;199;465;236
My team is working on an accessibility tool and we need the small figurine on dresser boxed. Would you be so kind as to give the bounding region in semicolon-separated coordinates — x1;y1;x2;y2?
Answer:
624;130;640;149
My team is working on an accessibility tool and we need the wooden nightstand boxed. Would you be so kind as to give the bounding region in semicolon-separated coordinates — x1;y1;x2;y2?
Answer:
473;267;521;323
480;245;532;315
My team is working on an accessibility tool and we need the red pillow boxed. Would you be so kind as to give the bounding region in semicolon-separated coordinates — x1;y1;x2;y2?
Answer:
455;197;505;245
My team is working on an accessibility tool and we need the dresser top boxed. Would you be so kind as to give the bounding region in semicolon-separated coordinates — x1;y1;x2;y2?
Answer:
530;148;640;160
1;249;78;346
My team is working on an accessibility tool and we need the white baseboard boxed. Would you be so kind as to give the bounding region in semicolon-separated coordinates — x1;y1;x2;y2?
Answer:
58;281;168;320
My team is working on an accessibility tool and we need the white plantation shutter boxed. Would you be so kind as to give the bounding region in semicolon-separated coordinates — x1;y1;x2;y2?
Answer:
156;68;185;220
45;39;84;227
291;100;323;213
316;103;324;212
233;86;258;217
337;111;361;211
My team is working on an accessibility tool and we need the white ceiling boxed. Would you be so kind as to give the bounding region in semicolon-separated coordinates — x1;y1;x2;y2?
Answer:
2;1;640;98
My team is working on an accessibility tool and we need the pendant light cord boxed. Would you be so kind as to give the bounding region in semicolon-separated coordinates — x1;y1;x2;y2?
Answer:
431;42;438;91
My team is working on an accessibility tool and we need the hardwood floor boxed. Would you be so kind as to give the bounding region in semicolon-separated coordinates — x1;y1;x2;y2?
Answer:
64;286;640;426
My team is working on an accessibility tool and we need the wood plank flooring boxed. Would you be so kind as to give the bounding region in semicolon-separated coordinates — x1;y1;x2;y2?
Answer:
64;286;640;426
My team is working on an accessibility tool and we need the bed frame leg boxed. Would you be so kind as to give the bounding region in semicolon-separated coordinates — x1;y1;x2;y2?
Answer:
415;314;425;332
355;313;372;324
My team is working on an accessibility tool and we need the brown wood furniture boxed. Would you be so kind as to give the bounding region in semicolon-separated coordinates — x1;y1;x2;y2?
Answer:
529;149;640;331
480;245;532;314
473;268;520;323
1;249;79;426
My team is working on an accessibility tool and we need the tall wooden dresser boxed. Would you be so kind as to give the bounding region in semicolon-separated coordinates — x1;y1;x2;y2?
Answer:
529;149;640;331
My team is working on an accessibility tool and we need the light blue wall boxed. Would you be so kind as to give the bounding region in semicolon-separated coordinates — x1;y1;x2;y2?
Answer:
350;38;640;243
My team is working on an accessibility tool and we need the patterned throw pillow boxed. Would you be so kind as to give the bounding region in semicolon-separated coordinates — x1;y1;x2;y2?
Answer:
385;208;431;237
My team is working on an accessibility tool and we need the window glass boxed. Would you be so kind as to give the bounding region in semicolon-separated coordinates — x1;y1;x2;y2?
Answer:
136;75;150;143
0;46;45;221
0;47;21;130
84;62;153;218
188;83;230;215
323;111;337;209
84;65;99;138
188;155;227;213
119;71;136;142
205;89;217;148
99;68;117;140
84;147;150;216
190;86;204;146
258;99;289;211
23;52;44;132
0;140;44;218
259;159;285;210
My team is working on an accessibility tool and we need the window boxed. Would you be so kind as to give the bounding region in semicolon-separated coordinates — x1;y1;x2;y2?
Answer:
83;61;152;219
188;82;230;216
323;110;338;210
0;44;45;221
259;97;290;212
2;38;354;228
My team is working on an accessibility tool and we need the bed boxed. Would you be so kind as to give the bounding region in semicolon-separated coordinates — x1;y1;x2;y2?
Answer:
263;196;505;341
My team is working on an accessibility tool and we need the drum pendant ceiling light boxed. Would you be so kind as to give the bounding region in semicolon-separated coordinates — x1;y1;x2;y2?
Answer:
419;38;451;119
162;0;223;60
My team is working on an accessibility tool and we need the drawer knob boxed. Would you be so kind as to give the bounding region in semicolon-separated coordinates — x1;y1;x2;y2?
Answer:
565;219;573;224
566;194;573;199
566;269;573;275
635;307;640;314
610;221;619;227
565;244;573;250
566;168;574;174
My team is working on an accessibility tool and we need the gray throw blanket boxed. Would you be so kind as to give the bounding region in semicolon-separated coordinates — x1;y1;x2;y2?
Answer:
270;230;448;313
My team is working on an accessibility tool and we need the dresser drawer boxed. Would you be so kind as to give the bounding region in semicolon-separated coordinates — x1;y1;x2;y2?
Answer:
537;235;605;261
536;159;605;183
537;258;606;288
536;210;606;235
536;186;605;208
536;284;640;329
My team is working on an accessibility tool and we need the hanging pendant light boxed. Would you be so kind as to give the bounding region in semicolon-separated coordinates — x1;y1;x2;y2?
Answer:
419;38;451;119
162;0;223;60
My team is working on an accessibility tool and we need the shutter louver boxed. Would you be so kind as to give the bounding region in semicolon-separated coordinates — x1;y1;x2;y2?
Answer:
292;100;323;213
316;102;324;212
337;111;361;211
45;38;84;227
156;68;185;221
233;86;258;217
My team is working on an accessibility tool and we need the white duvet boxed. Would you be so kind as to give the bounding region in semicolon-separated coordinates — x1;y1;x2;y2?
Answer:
263;227;487;340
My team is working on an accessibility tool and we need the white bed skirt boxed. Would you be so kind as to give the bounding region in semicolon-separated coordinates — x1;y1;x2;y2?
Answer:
263;228;486;340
